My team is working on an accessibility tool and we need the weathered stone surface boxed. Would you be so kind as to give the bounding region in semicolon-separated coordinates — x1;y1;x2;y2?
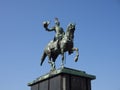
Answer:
28;67;96;90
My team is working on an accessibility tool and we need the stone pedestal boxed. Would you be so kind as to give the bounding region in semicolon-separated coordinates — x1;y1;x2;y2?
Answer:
28;67;96;90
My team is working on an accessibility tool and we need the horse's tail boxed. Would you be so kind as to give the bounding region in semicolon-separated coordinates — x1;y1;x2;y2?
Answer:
40;52;47;66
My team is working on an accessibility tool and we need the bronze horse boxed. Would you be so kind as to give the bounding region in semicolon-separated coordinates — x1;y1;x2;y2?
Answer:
40;23;79;70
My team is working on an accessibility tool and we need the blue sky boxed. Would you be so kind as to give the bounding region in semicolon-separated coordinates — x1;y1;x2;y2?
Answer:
0;0;120;90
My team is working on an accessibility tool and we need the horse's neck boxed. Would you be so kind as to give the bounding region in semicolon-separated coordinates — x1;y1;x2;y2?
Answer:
65;30;73;39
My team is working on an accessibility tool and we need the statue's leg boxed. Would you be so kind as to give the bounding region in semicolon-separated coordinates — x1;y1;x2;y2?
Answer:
51;61;56;70
48;56;53;70
61;49;64;68
72;48;79;62
48;57;56;71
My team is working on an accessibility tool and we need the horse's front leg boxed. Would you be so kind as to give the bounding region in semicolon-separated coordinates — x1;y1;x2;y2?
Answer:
61;49;64;68
72;47;79;62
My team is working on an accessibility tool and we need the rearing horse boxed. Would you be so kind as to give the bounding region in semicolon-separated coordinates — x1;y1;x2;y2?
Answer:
40;23;79;70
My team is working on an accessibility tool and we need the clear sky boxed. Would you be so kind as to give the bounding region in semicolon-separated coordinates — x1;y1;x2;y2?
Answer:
0;0;120;90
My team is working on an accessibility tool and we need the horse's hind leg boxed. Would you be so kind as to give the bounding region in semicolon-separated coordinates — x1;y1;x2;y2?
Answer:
48;56;56;71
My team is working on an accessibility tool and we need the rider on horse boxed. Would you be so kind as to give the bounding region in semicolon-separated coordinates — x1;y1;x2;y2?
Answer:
43;18;65;50
41;21;79;70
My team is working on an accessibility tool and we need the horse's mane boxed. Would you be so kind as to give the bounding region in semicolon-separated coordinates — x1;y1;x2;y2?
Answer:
65;23;75;40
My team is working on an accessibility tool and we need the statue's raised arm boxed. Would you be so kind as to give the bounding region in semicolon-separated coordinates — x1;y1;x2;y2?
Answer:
43;21;54;31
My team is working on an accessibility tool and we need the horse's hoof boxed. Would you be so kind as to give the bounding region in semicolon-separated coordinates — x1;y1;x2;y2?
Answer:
74;57;78;62
50;67;56;72
61;63;64;69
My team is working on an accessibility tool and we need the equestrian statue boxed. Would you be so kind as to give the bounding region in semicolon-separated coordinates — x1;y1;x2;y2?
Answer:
40;18;79;70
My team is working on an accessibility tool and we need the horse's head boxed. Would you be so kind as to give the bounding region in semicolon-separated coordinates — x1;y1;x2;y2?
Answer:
66;23;76;40
67;23;75;31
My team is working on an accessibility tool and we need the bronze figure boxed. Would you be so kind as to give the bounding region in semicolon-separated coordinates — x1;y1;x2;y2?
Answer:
41;18;79;70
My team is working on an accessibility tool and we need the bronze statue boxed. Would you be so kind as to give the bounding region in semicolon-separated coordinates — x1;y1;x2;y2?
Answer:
41;18;79;70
